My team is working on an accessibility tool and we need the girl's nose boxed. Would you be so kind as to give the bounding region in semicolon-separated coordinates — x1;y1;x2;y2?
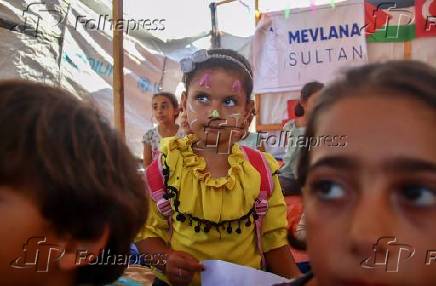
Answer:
208;102;222;119
208;109;221;119
348;184;397;260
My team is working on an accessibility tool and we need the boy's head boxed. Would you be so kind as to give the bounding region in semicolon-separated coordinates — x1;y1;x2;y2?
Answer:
297;61;436;285
0;80;147;285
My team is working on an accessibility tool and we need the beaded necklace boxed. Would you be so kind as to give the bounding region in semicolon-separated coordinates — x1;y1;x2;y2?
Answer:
161;155;259;234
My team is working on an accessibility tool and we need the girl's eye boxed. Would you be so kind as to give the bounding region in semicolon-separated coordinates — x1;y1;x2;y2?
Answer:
311;180;346;201
399;185;436;207
195;94;209;104
223;98;237;107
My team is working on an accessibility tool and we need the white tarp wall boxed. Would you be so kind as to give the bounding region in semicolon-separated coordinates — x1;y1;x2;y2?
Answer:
0;0;180;158
0;0;254;158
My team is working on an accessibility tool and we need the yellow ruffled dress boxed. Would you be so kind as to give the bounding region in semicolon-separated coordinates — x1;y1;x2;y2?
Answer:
136;134;288;285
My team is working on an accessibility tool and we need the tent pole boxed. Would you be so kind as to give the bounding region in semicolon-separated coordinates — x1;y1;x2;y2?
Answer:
403;41;412;60
113;0;125;138
209;2;221;48
254;0;261;132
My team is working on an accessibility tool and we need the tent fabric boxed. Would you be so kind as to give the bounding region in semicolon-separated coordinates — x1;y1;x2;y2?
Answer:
2;0;435;157
0;0;254;158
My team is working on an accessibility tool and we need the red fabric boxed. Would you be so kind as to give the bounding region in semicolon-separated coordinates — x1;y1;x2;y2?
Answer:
287;100;298;121
145;159;165;194
284;196;309;263
416;0;436;37
284;196;303;233
364;2;391;35
241;146;272;196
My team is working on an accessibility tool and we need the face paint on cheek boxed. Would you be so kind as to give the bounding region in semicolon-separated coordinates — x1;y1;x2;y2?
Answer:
188;117;198;127
187;102;198;114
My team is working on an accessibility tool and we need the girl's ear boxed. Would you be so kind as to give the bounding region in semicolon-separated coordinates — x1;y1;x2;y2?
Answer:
242;100;255;128
245;100;254;119
174;105;181;119
58;225;109;270
246;100;254;114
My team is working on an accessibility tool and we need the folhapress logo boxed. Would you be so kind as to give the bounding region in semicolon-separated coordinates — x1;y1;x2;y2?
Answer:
361;236;415;272
10;236;65;273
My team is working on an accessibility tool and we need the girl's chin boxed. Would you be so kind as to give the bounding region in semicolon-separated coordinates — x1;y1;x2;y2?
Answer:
193;134;231;148
156;119;168;124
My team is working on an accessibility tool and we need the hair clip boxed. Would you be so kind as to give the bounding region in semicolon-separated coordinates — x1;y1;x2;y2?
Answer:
180;49;253;79
180;50;209;73
199;73;212;88
232;80;241;93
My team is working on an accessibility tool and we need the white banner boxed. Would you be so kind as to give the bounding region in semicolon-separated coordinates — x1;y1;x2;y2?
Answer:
253;0;368;93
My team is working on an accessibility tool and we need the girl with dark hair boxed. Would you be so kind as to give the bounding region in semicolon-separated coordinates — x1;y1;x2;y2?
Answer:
280;81;324;196
136;49;300;286
278;82;324;277
143;92;185;168
0;80;147;286
296;61;436;285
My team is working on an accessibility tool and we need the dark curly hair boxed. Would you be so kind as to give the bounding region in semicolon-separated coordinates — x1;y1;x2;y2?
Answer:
153;91;180;119
294;81;324;117
0;80;148;285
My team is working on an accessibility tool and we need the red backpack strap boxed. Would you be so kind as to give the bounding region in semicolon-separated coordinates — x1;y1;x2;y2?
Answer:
144;153;173;217
241;146;273;199
241;146;274;270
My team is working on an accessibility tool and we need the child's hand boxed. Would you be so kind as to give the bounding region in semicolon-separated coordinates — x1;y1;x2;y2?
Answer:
165;250;204;286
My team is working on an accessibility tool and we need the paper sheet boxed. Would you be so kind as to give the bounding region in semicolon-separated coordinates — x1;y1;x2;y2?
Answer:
201;260;291;286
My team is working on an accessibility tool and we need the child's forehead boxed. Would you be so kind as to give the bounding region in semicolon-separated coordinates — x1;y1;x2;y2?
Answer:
152;95;171;104
311;95;436;171
188;68;247;97
191;68;244;83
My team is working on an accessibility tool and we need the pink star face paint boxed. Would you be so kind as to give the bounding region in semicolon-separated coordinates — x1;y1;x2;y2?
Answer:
199;73;212;89
232;80;242;93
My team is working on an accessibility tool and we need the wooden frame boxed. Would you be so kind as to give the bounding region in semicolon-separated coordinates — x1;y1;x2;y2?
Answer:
113;0;125;138
254;0;283;132
255;94;282;132
404;41;412;59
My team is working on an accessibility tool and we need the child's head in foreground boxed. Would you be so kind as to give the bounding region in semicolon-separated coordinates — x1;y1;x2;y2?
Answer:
181;49;254;149
0;80;147;286
297;61;436;286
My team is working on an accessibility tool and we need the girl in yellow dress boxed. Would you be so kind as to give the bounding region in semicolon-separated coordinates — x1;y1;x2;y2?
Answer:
136;49;300;286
